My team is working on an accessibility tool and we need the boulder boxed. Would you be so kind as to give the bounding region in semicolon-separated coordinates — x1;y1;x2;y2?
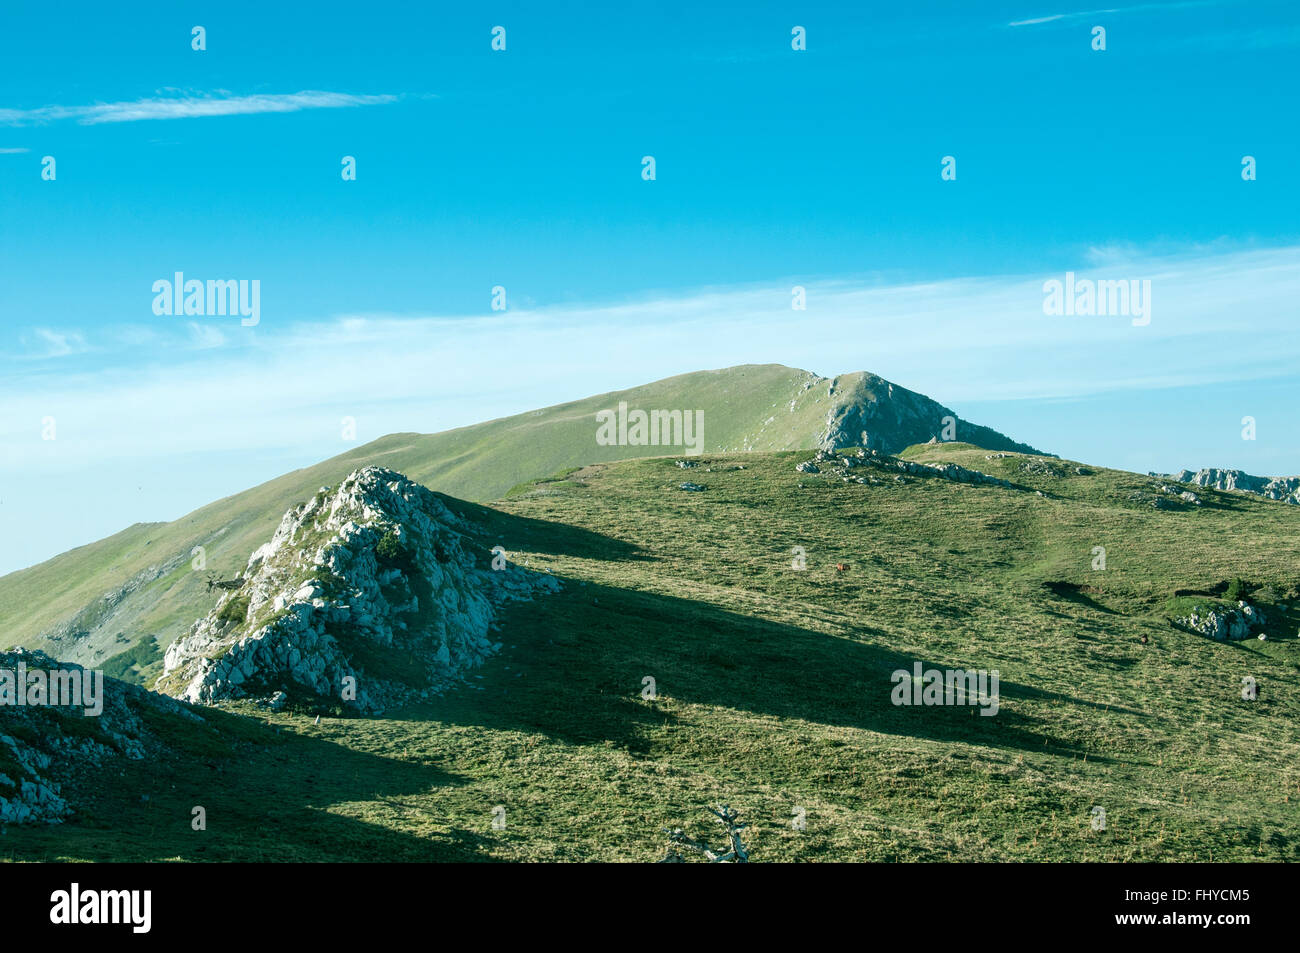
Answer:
1177;601;1268;642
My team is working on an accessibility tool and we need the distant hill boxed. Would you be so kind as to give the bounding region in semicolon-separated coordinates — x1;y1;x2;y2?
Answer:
0;364;1040;674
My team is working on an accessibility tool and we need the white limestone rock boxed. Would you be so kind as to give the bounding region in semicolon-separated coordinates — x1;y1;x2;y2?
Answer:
157;467;559;714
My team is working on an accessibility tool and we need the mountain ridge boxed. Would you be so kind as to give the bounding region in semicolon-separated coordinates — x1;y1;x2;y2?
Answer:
0;363;1037;673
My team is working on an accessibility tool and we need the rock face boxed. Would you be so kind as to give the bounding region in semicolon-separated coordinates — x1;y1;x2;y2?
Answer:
816;373;1045;456
1176;602;1267;641
1;648;197;826
157;467;558;713
1158;468;1300;505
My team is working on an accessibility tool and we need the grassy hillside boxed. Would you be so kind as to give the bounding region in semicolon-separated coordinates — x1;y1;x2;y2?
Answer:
6;445;1297;861
0;364;1033;671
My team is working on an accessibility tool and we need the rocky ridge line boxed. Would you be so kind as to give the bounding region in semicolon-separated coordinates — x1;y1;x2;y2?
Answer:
1153;467;1300;505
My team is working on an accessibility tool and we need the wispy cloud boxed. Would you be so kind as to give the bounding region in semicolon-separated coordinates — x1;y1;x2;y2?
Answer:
1007;1;1215;27
0;146;29;153
186;322;226;350
1009;7;1118;26
5;242;1298;465
0;90;400;126
25;328;89;358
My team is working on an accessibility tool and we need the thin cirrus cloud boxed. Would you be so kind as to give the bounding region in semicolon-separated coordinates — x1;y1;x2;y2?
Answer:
24;328;89;359
1007;1;1217;27
0;90;400;126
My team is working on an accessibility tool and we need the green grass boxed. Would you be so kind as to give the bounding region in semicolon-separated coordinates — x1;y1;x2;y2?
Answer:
215;595;251;628
101;637;164;683
4;445;1298;861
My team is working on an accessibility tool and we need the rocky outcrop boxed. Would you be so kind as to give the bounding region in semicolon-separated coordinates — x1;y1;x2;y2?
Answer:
157;467;558;714
0;648;198;826
1156;468;1300;505
816;373;1046;456
1175;602;1268;641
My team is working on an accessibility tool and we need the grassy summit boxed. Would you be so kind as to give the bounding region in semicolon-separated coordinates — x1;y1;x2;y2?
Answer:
6;444;1297;861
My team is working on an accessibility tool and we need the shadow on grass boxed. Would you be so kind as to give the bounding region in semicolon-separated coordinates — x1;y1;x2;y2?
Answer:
442;494;653;564
407;578;1124;762
3;709;500;863
1040;580;1120;615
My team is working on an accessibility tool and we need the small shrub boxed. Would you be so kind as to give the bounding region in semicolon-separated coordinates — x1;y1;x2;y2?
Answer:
216;595;251;626
375;532;411;569
1225;577;1249;602
315;570;348;597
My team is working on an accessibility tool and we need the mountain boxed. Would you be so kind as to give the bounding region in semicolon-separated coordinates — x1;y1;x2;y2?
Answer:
5;443;1297;860
0;364;1039;676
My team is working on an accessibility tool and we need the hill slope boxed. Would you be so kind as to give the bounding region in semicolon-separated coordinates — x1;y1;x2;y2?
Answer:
5;444;1297;861
0;364;1038;674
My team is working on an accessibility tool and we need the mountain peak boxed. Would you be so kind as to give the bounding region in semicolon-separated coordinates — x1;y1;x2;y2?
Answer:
814;370;1046;456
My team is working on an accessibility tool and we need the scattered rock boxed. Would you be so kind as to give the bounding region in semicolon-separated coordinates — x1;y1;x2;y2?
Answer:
795;451;1012;489
1020;458;1065;477
679;482;707;492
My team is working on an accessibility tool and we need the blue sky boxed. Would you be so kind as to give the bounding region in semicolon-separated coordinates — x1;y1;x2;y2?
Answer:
1;0;1297;575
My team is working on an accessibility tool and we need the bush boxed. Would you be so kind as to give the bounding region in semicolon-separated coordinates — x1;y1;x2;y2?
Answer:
315;569;348;597
1225;577;1249;602
216;595;251;626
375;532;412;569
